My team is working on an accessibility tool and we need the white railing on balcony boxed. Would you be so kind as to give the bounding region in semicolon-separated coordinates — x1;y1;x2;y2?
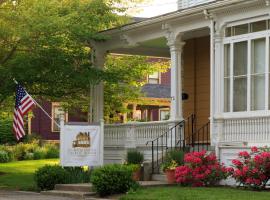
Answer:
223;116;270;143
104;120;179;147
178;0;215;9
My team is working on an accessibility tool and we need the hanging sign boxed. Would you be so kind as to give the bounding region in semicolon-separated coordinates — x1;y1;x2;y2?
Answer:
60;122;103;166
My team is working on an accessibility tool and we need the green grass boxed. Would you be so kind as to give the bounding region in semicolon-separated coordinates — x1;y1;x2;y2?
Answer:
121;187;270;200
0;159;59;191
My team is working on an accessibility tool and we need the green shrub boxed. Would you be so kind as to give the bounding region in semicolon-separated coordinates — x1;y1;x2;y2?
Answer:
161;149;185;171
22;134;42;144
44;143;59;158
12;143;27;160
33;147;47;160
0;118;16;145
0;145;14;161
91;164;137;196
126;150;144;165
64;167;91;183
34;165;69;190
24;152;34;160
0;150;10;163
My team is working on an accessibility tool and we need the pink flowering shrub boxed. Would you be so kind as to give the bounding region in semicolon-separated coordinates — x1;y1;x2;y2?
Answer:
230;146;270;190
175;150;230;186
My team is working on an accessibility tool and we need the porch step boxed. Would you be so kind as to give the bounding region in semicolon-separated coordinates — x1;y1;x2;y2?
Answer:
152;174;166;182
55;183;93;192
41;190;96;199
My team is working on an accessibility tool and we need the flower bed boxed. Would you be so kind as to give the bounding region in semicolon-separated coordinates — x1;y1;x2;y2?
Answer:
230;146;270;190
175;150;230;186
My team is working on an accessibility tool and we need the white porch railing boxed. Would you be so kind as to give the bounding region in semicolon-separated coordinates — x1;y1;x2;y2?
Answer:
104;120;178;148
223;116;270;143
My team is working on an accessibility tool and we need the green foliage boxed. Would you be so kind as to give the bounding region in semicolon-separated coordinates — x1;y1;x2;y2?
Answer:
161;149;185;171
91;164;137;196
34;165;69;190
33;148;47;160
0;150;11;163
64;167;91;184
0;141;59;162
43;143;59;159
0;0;133;107
0;118;16;145
126;150;144;165
104;55;169;123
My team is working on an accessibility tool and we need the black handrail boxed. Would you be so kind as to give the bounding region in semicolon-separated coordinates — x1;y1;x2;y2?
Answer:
146;114;196;174
188;121;211;152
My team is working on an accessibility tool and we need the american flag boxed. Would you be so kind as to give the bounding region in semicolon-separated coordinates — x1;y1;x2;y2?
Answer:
13;84;36;140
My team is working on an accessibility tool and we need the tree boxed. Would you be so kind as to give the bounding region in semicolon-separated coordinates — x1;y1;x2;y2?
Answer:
0;0;141;105
0;0;168;124
104;55;169;123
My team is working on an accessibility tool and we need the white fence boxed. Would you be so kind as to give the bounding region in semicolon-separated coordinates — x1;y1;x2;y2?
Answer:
104;120;178;148
223;116;270;143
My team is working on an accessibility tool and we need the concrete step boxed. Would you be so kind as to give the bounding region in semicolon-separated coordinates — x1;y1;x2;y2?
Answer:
151;174;166;182
41;190;96;199
55;183;93;192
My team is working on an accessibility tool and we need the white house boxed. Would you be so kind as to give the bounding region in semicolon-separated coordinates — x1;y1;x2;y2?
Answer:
89;0;270;172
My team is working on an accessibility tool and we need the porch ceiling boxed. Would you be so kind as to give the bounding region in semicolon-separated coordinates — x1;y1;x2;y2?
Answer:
109;28;210;58
110;37;170;57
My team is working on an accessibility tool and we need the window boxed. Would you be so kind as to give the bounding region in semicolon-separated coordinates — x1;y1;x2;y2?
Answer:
223;20;270;113
159;109;170;120
52;103;67;132
225;20;270;37
148;72;160;84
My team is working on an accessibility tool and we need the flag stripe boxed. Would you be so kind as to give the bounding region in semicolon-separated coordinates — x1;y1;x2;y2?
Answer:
13;85;36;141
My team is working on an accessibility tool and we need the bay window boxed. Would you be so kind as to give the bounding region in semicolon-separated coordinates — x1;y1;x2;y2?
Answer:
224;19;270;113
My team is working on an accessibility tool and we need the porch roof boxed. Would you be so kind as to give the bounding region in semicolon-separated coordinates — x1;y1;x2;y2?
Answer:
95;0;262;57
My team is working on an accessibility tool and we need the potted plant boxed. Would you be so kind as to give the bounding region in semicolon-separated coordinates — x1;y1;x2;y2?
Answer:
126;150;144;181
161;160;178;184
161;150;185;184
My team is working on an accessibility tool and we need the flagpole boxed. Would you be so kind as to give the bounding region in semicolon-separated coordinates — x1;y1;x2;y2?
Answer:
13;79;61;128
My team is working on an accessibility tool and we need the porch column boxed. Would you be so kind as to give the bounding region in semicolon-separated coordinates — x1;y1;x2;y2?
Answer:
167;35;185;121
93;48;107;123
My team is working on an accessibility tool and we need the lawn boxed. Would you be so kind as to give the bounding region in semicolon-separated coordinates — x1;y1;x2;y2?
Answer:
121;186;270;200
0;159;58;191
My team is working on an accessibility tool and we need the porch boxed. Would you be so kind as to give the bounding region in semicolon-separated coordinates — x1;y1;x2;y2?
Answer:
89;0;270;168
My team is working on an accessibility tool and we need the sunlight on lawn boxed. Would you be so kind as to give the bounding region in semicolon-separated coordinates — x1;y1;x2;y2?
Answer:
0;159;59;190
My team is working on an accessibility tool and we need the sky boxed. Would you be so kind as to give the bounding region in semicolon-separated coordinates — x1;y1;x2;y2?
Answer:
133;0;178;18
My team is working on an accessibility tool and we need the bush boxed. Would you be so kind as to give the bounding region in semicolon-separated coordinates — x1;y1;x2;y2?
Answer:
0;150;10;163
33;147;47;160
91;164;137;196
64;167;91;183
34;165;69;190
0;118;16;145
161;149;185;171
0;145;14;161
12;143;27;160
126;150;144;165
175;150;229;186
230;146;270;190
44;143;59;158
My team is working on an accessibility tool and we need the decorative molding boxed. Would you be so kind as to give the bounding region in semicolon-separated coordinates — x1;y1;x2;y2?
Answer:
265;0;270;6
162;23;185;50
119;34;138;47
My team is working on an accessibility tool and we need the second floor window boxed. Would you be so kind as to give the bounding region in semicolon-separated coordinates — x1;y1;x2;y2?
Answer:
148;72;160;84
